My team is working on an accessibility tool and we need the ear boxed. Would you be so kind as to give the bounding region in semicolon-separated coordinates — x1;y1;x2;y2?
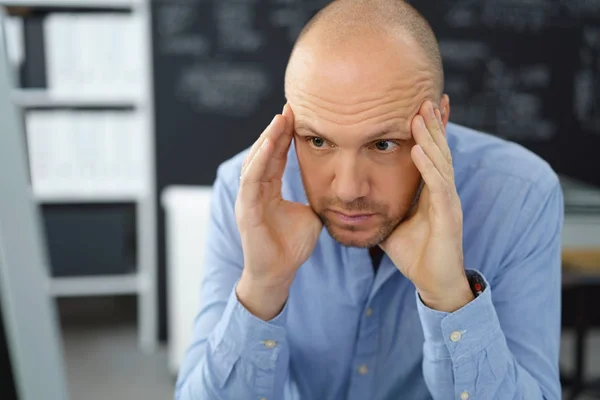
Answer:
439;94;450;127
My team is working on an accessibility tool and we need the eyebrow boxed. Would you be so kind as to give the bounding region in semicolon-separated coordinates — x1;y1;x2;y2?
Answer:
295;122;411;142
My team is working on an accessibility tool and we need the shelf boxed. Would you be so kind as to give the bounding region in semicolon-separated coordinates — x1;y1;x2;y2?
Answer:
12;89;140;108
34;189;143;203
561;175;600;213
48;273;139;297
0;0;138;8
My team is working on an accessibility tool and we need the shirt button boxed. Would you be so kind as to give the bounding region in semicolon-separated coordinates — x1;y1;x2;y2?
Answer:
450;331;462;342
365;308;373;317
264;340;277;349
460;391;469;399
358;364;368;375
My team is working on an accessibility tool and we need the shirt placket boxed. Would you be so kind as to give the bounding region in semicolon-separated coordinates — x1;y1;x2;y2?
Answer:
346;248;379;400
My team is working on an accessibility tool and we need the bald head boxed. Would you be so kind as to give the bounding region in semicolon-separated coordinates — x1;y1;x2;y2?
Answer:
286;0;443;99
282;0;450;248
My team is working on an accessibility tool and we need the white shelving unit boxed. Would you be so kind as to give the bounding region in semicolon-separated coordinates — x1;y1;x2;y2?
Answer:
33;189;142;204
2;0;137;8
48;273;139;296
12;88;141;108
0;0;158;352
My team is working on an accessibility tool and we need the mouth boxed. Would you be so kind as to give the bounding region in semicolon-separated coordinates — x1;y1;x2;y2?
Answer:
329;210;375;225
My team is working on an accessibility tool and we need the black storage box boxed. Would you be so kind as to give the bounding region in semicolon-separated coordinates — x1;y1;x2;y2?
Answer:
41;203;137;277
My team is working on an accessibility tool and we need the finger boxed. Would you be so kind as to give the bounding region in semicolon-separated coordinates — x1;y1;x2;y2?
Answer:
411;144;447;198
264;103;295;180
434;108;452;164
435;109;445;137
241;114;279;173
241;113;285;177
412;115;453;183
239;137;274;205
241;120;271;175
411;144;456;223
272;103;294;160
421;101;452;165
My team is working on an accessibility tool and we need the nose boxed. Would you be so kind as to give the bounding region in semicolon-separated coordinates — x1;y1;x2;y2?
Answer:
331;153;370;203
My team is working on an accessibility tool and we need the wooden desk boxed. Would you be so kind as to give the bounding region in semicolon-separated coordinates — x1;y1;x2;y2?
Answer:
563;249;600;273
561;248;600;400
563;249;600;288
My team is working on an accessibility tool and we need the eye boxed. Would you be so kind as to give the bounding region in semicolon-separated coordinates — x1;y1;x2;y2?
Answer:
372;140;400;152
307;137;331;149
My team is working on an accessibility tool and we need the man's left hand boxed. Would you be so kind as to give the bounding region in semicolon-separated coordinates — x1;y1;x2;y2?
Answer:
379;100;474;313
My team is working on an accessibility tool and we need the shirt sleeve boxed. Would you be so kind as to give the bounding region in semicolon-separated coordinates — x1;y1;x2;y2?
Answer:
418;177;563;400
174;163;291;400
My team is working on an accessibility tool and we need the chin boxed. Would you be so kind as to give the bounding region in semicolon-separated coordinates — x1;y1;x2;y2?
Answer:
324;223;387;248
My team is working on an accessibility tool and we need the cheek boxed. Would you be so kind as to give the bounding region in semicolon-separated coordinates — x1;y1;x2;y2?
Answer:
296;147;332;195
370;155;421;208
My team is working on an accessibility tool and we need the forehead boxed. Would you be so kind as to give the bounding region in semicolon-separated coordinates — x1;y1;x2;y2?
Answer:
285;34;436;139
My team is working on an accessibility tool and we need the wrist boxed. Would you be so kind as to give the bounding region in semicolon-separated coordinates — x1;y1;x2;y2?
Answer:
418;278;475;313
236;273;292;321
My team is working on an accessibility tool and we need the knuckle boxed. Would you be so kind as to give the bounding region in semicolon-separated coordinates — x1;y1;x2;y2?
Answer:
439;184;453;201
442;186;452;200
424;160;436;174
451;211;463;231
444;164;454;179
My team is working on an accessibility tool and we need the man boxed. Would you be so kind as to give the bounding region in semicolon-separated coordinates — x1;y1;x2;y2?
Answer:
175;0;563;399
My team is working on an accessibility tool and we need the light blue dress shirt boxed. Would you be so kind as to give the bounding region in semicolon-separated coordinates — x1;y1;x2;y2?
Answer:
175;122;563;400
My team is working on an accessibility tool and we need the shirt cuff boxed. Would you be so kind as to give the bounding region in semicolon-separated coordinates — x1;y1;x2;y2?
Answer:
209;282;290;391
416;270;502;363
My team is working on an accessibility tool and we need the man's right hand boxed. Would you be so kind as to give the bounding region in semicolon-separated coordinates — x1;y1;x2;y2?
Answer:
234;103;323;321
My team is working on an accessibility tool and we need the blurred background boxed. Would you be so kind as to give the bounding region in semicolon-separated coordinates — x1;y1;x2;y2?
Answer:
0;0;599;399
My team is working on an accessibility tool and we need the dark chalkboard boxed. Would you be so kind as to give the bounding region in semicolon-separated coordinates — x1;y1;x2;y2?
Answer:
150;0;600;340
151;0;331;339
413;0;600;186
152;0;600;187
152;0;331;186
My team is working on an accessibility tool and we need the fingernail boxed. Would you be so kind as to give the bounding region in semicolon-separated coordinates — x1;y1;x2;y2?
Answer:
419;116;426;129
414;144;424;156
270;115;277;126
282;104;287;114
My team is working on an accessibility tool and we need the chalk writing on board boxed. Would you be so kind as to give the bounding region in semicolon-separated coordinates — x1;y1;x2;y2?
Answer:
269;0;305;5
157;4;210;56
176;64;271;117
481;0;561;32
160;36;210;57
485;59;556;140
574;27;600;134
445;0;481;28
443;77;470;99
445;56;556;140
439;40;489;68
446;0;563;31
564;0;600;17
215;3;265;52
269;7;310;43
157;4;195;38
